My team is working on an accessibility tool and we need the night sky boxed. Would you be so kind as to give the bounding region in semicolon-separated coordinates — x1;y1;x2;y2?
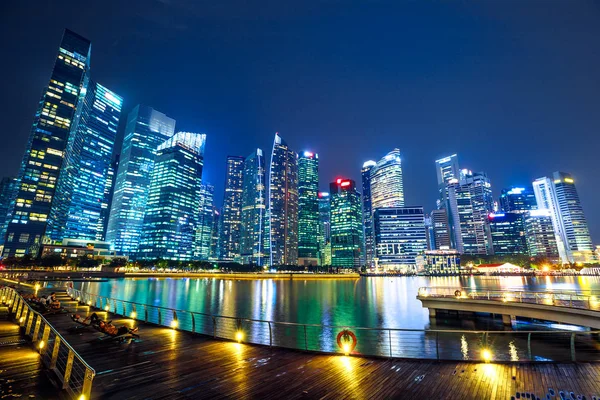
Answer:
1;1;599;241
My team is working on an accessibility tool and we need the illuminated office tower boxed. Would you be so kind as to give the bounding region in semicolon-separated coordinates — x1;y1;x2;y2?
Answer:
219;155;245;261
373;206;427;270
524;209;559;261
46;81;122;242
210;208;221;261
318;192;331;265
330;179;363;268
268;133;298;266
370;149;404;211
430;209;451;249
488;212;527;255
361;160;376;266
106;105;175;257
0;177;18;248
297;151;320;266
499;186;537;213
435;154;460;209
240;149;267;265
99;156;119;241
3;30;91;257
447;170;493;255
195;183;214;261
533;173;594;263
138;132;206;260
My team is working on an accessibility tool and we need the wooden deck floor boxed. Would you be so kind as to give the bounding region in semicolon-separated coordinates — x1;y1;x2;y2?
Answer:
15;292;600;399
0;308;59;399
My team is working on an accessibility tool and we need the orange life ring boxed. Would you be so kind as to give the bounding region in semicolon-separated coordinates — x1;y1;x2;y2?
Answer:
336;329;357;353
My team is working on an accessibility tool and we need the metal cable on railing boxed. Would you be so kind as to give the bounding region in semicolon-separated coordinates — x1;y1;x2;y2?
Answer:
65;287;600;363
0;286;95;400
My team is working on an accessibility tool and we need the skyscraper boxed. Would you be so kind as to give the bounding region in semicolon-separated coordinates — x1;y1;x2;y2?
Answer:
195;183;215;261
318;192;331;265
499;186;537;213
297;151;320;266
240;149;267;265
533;173;595;263
524;209;559;261
99;156;119;241
330;179;363;268
488;212;527;255
46;81;122;242
430;209;451;249
210;208;222;261
138;132;206;261
0;177;18;248
361;160;376;267
370;149;404;211
106;105;176;257
219;155;245;261
435;154;460;186
373;207;427;270
4;30;91;257
268;133;298;266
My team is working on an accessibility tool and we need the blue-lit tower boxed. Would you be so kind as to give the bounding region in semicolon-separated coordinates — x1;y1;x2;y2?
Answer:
240;149;267;265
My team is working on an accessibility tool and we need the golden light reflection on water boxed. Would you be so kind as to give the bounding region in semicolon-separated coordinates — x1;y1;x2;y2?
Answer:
460;335;469;360
509;341;519;361
481;363;498;381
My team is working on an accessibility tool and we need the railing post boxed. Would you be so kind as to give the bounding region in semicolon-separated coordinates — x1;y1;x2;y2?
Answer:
50;337;61;369
158;309;162;325
41;325;51;356
63;349;75;389
191;313;195;333
389;329;393;358
304;325;308;351
570;333;576;362
212;316;217;338
569;294;572;308
527;333;532;360
268;322;272;347
144;305;148;323
81;368;94;400
487;291;490;300
32;315;41;340
26;311;34;336
435;331;439;360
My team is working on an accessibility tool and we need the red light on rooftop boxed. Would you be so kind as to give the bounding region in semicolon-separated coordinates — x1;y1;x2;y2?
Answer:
336;178;342;184
340;181;351;187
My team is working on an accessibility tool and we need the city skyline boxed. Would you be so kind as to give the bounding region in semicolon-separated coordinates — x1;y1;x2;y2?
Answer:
2;2;599;242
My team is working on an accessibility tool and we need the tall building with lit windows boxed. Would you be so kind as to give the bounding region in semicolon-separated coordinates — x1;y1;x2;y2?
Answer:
137;132;206;261
317;192;331;265
0;177;18;248
533;173;595;264
330;179;363;268
3;30;91;257
435;154;460;209
106;105;175;257
361;160;376;266
499;186;537;213
268;133;298;266
99;156;119;241
46;81;122;243
524;209;559;261
195;183;214;261
240;149;267;265
369;149;404;211
219;155;245;261
297;151;320;266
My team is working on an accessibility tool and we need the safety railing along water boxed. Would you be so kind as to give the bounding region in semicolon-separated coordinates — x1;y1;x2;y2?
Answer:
67;287;600;363
1;286;95;400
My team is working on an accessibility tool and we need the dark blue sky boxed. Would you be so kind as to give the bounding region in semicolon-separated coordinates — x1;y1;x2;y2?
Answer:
1;0;599;241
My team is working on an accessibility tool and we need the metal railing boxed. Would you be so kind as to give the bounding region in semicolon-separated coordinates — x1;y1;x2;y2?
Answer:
1;286;95;400
417;286;600;311
67;287;600;363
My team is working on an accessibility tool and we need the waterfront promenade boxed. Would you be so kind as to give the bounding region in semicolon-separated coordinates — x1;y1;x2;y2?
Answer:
2;289;600;399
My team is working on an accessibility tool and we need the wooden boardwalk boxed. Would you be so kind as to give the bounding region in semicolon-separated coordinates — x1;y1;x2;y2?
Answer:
11;291;600;399
0;308;59;399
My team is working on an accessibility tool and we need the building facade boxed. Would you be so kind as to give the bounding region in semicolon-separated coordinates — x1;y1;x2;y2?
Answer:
297;151;320;266
219;156;245;261
373;206;427;270
361;160;376;267
268;133;298;265
240;149;267;265
137;132;206;261
0;177;18;248
4;30;91;257
330;179;363;268
430;209;451;250
524;209;559;261
499;186;537;214
46;81;122;243
369;149;404;211
195;183;215;261
424;249;461;274
106;105;176;257
488;212;527;255
318;192;331;265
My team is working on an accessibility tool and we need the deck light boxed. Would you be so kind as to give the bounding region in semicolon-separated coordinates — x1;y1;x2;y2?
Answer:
76;297;81;302
342;342;350;356
170;320;178;329
104;305;110;311
38;340;45;350
19;317;24;324
236;331;244;343
482;349;492;362
130;311;137;319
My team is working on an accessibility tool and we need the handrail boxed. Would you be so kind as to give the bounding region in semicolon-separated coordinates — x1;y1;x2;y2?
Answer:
67;287;600;363
418;286;600;296
1;286;95;400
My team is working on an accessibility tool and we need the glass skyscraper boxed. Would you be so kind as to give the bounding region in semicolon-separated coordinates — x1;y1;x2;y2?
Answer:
137;132;206;261
297;151;320;266
499;186;537;213
46;81;122;242
4;29;91;257
330;179;363;269
524;209;559;261
240;149;267;265
369;149;404;211
373;206;427;270
318;192;331;265
430;209;451;249
0;177;18;248
488;212;527;255
220;155;245;261
195;183;215;261
361;160;376;267
268;133;298;266
99;156;119;241
106;105;175;257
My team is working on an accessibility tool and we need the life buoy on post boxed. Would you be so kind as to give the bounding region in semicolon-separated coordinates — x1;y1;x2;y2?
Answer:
455;290;462;298
337;329;357;355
